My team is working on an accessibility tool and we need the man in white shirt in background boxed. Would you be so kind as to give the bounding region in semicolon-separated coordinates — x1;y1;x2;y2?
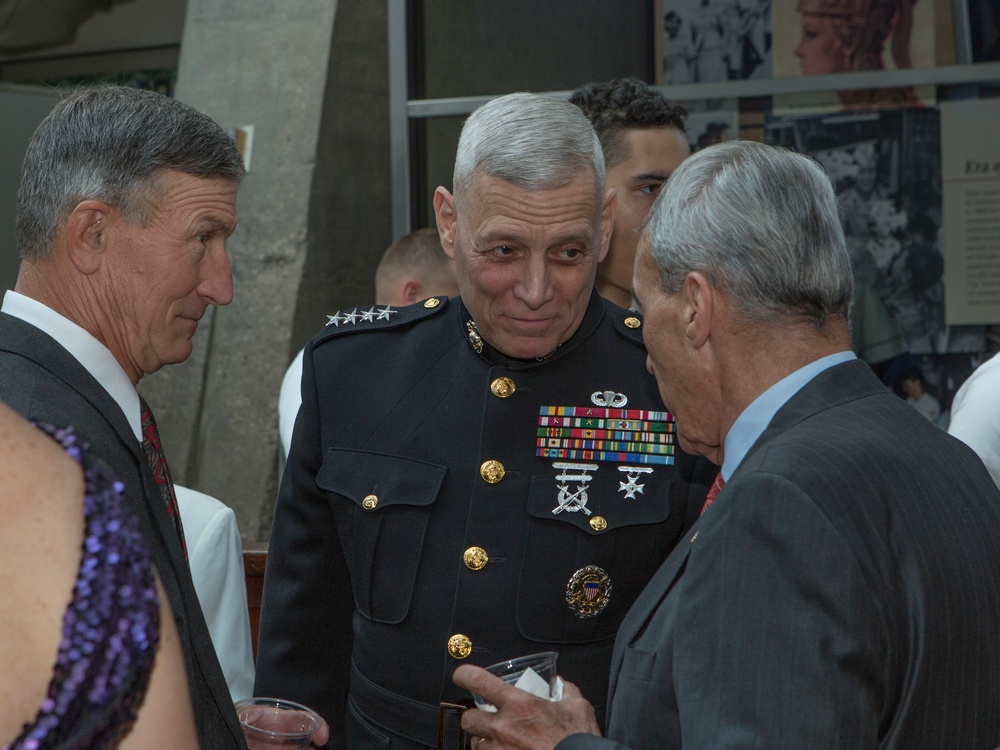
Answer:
176;485;255;701
948;351;1000;489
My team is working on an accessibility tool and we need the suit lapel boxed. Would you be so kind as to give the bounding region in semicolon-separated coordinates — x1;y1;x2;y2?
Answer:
605;531;695;714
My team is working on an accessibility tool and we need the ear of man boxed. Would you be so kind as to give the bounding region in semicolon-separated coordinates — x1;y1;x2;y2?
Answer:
397;279;424;306
682;271;715;349
65;200;113;276
433;187;457;260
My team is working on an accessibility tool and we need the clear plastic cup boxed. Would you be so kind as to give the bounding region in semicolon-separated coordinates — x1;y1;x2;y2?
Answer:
471;651;559;711
234;697;322;749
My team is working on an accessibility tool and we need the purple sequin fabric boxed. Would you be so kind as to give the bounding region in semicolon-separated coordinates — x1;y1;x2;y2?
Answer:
4;425;160;750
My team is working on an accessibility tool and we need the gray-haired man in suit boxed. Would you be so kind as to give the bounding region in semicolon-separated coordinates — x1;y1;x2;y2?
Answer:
455;140;1000;749
0;86;252;749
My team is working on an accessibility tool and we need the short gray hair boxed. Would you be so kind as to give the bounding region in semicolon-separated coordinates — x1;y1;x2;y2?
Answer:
16;86;246;261
453;92;605;205
645;140;853;329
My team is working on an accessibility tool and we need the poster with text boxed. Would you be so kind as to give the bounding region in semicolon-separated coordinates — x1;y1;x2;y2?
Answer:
940;98;1000;326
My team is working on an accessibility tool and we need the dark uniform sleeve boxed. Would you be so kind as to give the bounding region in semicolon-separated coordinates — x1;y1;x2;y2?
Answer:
254;338;353;750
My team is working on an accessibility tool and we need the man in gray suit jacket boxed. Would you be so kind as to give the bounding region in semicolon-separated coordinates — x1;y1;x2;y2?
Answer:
0;86;249;749
455;141;1000;749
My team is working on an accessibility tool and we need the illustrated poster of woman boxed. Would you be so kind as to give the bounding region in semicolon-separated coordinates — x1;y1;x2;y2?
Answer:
771;0;935;111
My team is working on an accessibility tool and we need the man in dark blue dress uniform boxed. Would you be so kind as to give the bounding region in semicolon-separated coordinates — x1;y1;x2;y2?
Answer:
254;92;714;750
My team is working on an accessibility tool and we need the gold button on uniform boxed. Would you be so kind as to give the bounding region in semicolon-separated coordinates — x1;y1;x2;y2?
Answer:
463;546;488;570
490;376;516;398
480;460;505;484
589;516;608;532
424;297;441;308
362;494;378;510
624;317;641;329
448;634;472;659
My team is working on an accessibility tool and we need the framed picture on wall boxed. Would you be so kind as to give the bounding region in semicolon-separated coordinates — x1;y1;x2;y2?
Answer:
657;0;771;84
771;0;935;111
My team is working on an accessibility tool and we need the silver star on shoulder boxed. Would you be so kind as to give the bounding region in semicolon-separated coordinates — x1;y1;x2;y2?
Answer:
359;306;377;323
341;308;359;325
375;305;397;321
326;311;345;327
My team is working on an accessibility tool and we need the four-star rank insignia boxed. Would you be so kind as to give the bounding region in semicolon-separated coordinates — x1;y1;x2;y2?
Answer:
566;565;612;618
326;305;397;327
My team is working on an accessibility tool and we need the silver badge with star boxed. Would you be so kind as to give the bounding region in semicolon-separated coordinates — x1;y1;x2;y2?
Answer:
618;466;654;499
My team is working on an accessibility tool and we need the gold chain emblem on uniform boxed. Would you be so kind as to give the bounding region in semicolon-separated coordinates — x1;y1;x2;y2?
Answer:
566;565;612;618
551;462;598;515
465;321;484;353
618;466;654;499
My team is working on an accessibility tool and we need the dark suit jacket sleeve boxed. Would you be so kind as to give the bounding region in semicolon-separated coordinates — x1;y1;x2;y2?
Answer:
557;734;630;750
254;342;354;750
669;471;883;747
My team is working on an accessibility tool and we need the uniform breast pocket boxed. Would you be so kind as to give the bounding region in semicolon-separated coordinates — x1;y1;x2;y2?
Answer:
515;467;673;644
318;447;446;624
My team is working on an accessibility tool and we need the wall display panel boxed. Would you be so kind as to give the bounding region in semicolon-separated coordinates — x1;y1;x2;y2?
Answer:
679;97;740;150
940;96;1000;326
765;102;993;428
766;105;984;356
659;0;772;84
771;0;935;110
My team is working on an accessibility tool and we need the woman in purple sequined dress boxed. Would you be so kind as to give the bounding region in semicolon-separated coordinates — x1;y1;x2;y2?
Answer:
0;403;199;749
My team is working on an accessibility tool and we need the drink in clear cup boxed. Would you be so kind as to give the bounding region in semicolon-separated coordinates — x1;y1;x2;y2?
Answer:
471;651;559;711
235;697;322;749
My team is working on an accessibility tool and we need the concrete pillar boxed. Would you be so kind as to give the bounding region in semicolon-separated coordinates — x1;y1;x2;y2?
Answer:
140;0;392;543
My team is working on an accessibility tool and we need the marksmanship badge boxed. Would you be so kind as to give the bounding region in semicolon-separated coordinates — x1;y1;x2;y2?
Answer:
551;462;598;515
566;565;612;618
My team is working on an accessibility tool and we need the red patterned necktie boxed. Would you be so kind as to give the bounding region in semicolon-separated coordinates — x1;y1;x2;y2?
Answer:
139;397;187;557
701;470;725;516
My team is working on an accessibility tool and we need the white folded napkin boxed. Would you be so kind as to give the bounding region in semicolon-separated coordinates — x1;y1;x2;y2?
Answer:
479;668;563;712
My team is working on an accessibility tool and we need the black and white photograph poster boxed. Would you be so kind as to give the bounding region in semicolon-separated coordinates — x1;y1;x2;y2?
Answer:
766;106;984;361
660;0;771;84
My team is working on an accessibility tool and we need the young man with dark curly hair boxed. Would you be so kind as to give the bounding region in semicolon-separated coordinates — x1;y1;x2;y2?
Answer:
570;78;689;309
